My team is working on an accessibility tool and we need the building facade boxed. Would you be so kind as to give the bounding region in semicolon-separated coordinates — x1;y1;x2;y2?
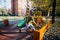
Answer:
11;0;33;16
11;0;27;16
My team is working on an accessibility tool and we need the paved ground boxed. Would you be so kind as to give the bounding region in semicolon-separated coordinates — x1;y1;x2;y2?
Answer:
0;32;32;40
0;20;32;40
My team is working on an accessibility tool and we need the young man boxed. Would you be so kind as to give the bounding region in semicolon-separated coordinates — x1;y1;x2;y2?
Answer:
19;15;36;32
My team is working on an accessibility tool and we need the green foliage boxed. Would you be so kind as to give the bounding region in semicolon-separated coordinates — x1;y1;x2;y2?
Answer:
35;11;42;16
32;0;60;14
32;0;52;11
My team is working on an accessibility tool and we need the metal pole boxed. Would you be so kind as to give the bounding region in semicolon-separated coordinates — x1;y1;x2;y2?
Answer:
52;0;56;24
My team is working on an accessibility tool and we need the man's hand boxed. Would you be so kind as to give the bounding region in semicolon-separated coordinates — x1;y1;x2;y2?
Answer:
36;24;40;27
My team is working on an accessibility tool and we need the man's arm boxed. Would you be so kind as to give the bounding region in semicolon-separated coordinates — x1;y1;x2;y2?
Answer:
32;17;39;26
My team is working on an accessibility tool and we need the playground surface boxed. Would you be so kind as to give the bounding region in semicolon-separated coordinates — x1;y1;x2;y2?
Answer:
0;20;32;40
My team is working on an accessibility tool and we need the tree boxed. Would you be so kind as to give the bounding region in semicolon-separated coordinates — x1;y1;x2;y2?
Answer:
31;0;60;15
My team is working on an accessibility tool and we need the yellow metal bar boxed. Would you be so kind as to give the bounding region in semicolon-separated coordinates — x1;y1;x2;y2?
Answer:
34;21;52;40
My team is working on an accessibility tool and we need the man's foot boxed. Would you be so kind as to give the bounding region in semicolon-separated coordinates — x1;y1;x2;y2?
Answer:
19;29;21;33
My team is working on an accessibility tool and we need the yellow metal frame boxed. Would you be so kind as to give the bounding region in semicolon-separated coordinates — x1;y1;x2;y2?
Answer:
33;21;52;40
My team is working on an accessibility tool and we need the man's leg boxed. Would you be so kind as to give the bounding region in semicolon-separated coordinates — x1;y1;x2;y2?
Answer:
26;24;35;33
19;28;21;33
27;24;35;30
18;24;27;32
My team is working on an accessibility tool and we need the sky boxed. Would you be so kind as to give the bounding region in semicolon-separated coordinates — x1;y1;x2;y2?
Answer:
0;0;11;9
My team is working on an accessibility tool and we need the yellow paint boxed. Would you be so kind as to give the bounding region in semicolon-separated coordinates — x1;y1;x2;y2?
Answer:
34;21;52;40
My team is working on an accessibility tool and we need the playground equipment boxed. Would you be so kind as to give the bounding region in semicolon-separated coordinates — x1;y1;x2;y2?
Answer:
33;20;52;40
32;11;52;40
36;16;43;25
